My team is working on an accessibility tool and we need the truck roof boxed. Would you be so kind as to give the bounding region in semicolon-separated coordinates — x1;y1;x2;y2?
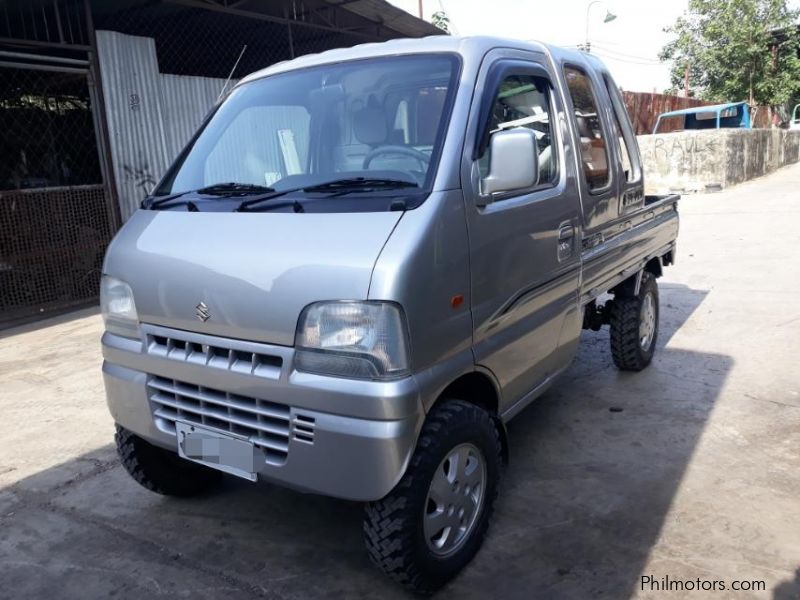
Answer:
237;35;605;86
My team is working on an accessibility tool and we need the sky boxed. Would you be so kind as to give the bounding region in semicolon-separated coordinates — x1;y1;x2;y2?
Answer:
387;0;690;92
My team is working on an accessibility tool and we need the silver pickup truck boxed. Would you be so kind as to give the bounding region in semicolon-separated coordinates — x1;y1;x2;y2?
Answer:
100;36;679;593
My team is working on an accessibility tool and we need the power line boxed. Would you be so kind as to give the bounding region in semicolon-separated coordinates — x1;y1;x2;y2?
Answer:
591;44;662;63
591;38;643;48
593;50;666;66
559;42;662;64
526;39;664;65
592;51;663;65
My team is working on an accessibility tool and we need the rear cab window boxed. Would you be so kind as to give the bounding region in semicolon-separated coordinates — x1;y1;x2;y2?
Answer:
564;66;611;192
602;74;641;183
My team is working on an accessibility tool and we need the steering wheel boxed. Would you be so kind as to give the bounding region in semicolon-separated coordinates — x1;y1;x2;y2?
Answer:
363;145;431;170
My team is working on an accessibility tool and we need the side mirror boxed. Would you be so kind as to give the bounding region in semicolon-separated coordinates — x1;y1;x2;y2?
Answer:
480;128;538;199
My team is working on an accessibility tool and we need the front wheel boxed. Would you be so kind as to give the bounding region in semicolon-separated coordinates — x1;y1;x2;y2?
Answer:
609;271;659;371
115;425;222;496
363;400;502;594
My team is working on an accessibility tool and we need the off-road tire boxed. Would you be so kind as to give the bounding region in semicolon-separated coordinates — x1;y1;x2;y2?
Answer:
609;271;659;371
363;400;502;595
115;425;222;496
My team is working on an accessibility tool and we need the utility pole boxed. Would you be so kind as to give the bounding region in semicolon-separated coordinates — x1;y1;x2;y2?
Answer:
584;1;616;53
684;63;689;97
418;0;423;18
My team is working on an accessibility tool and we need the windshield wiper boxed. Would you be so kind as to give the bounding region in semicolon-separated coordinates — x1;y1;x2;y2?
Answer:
146;177;420;212
196;182;274;196
235;187;305;212
236;177;417;212
303;177;418;194
145;182;275;210
143;194;205;211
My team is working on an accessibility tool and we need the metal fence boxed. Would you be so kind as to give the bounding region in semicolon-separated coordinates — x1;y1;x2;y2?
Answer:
0;62;112;326
0;0;90;46
0;185;111;323
0;67;101;189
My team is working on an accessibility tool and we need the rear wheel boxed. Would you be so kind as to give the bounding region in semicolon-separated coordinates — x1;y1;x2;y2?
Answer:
363;400;501;594
115;425;222;496
609;271;659;371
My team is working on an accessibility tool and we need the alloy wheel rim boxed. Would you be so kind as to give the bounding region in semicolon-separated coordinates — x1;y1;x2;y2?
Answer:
639;292;656;351
423;442;487;557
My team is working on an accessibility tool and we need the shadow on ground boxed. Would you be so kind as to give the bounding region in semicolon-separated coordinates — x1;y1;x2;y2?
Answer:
1;284;738;599
0;305;99;340
773;568;800;599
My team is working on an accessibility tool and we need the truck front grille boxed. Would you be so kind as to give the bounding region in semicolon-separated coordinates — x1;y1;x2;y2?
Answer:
147;376;313;465
145;331;283;380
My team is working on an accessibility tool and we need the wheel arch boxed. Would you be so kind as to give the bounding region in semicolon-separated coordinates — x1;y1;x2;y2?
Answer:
644;256;663;279
428;370;509;464
612;257;663;298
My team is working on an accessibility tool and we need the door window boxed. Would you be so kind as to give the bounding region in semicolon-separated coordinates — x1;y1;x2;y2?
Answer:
564;67;610;191
478;74;557;188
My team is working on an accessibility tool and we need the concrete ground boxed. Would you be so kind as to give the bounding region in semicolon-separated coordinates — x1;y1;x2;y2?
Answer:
1;165;799;600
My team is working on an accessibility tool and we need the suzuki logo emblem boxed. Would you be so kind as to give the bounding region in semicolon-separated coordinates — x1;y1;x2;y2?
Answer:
195;301;210;322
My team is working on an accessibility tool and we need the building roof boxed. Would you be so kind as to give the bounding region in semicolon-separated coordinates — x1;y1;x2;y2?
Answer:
338;0;444;38
89;0;443;42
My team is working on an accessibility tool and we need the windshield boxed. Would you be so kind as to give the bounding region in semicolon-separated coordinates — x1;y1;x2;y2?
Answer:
156;54;459;203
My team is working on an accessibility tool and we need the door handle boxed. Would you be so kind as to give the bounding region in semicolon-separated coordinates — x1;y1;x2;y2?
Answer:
557;222;575;262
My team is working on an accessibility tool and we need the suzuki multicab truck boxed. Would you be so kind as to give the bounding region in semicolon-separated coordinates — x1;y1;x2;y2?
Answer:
101;36;679;593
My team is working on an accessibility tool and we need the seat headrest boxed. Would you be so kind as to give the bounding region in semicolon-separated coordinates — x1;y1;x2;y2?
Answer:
353;107;388;146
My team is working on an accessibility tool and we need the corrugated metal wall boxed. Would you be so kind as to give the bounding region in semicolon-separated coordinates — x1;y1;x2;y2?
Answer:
96;31;230;220
160;73;227;158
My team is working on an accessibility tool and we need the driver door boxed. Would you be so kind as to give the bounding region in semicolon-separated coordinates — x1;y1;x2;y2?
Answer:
461;51;582;412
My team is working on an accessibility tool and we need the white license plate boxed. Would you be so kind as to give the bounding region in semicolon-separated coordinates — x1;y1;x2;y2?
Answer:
176;421;258;481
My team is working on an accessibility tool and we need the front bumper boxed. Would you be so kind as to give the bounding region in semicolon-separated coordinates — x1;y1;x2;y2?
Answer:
102;324;424;501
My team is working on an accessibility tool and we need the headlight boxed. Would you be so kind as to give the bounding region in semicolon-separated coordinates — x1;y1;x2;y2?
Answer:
100;275;140;338
295;301;410;380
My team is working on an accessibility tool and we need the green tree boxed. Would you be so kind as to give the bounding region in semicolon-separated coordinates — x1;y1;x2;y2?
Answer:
660;0;800;112
431;10;450;34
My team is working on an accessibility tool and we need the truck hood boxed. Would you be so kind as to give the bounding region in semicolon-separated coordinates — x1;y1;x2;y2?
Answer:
103;210;402;346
